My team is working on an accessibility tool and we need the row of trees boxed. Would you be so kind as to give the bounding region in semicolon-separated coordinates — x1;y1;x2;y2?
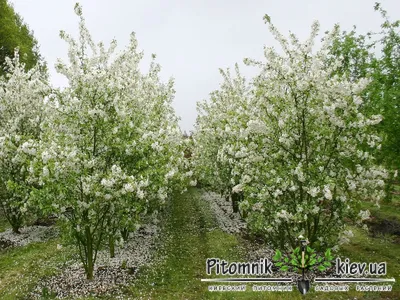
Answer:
1;0;398;277
0;4;193;279
192;5;397;251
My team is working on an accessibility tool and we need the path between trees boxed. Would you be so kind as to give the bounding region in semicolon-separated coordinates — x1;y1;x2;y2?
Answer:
127;188;295;300
3;188;394;299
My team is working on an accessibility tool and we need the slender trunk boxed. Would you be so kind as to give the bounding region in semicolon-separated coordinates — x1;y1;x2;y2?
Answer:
232;192;244;213
232;193;239;213
109;236;115;258
85;227;94;280
87;252;94;280
11;214;22;234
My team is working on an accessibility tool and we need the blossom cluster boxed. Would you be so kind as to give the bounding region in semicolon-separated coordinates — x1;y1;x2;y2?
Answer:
192;18;388;250
0;3;193;279
0;51;50;233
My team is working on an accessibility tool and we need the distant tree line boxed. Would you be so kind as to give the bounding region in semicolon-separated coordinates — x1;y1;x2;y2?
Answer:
0;0;45;75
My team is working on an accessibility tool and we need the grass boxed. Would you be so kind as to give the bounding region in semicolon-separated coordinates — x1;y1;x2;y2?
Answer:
360;193;400;222
64;188;400;299
0;188;399;299
339;226;400;295
0;239;73;299
122;188;400;300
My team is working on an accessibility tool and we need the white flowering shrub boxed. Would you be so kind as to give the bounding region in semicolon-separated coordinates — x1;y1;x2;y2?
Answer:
0;52;49;233
193;16;388;251
30;3;188;279
193;64;252;210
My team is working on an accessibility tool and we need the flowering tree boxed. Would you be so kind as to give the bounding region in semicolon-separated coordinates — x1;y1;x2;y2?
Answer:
0;51;49;233
193;64;251;211
193;16;388;251
31;3;188;279
328;3;400;201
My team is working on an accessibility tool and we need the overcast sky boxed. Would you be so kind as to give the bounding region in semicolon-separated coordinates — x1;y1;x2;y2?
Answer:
9;0;400;132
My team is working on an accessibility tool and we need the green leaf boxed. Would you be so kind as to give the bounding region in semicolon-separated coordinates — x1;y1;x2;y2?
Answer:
280;266;289;272
318;265;326;271
324;248;331;258
273;250;282;261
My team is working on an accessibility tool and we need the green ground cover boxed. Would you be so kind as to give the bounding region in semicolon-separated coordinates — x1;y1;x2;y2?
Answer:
0;188;399;299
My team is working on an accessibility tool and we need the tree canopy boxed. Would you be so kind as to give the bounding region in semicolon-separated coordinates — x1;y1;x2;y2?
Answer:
0;0;44;75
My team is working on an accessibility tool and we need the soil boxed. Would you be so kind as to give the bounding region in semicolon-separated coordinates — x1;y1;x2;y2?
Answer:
33;216;58;227
367;216;400;239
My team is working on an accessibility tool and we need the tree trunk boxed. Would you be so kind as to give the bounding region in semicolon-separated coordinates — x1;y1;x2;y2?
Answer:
12;226;20;234
86;227;94;280
232;193;239;213
232;192;244;213
109;236;115;258
10;213;22;234
87;253;94;280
